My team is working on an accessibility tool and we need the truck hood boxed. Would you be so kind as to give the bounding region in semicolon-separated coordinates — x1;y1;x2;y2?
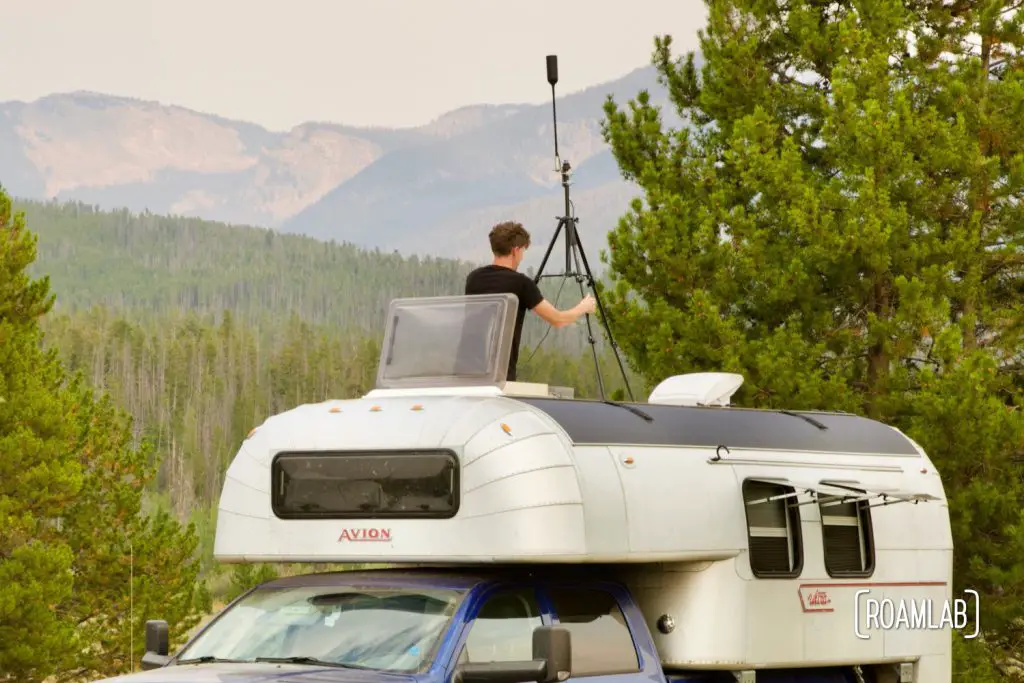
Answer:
99;662;417;683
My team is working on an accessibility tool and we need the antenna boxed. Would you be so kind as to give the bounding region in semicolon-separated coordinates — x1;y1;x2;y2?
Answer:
129;540;134;672
533;54;635;402
546;55;560;174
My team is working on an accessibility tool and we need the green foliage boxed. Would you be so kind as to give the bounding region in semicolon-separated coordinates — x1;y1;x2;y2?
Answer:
0;185;83;681
14;200;478;331
53;385;209;680
0;186;206;682
600;0;1023;675
889;338;1024;630
224;564;280;604
18;197;613;363
954;635;1014;682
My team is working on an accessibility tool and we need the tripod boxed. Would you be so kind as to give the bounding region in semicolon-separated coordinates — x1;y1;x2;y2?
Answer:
531;54;635;402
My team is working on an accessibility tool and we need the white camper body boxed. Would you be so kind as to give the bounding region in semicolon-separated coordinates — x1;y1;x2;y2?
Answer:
214;294;954;681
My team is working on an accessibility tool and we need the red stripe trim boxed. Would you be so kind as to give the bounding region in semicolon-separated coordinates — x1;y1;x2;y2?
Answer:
801;581;947;588
797;581;947;613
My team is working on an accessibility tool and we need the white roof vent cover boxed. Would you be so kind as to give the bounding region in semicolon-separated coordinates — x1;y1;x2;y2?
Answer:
647;372;745;407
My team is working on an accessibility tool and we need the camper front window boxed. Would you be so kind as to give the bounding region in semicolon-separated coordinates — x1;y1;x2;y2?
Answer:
175;584;464;671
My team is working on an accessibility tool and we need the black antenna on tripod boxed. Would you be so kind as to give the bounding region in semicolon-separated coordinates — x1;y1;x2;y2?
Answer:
546;55;561;194
533;54;636;402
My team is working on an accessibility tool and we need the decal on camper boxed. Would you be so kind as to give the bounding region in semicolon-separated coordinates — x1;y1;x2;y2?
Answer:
338;528;392;542
799;586;834;612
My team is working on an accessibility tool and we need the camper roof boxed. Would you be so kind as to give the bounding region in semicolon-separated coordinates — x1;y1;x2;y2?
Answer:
212;293;941;566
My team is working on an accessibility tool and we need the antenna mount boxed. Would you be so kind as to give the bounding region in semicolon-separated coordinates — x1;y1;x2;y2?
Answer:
532;54;634;402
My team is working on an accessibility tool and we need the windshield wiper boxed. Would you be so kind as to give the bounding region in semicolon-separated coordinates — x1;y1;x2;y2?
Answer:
177;656;246;664
254;657;366;669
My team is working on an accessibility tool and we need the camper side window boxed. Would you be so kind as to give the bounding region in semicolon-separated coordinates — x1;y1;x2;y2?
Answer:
459;588;543;664
546;586;640;677
742;480;803;578
818;494;874;578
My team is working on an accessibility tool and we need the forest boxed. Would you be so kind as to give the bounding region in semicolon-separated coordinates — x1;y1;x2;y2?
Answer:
19;198;635;562
3;0;1024;681
595;0;1023;678
2;193;637;683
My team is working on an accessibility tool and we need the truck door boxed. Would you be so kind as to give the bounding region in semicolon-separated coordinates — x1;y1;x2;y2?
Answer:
450;585;552;668
538;583;654;683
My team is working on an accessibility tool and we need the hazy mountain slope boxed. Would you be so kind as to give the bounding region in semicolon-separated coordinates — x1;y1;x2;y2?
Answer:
1;56;693;255
0;92;426;225
279;65;671;254
427;177;640;270
0;92;546;232
417;103;529;138
0;103;47;198
427;148;641;268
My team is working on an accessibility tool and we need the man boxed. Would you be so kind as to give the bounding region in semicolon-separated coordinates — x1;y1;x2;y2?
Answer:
464;220;596;381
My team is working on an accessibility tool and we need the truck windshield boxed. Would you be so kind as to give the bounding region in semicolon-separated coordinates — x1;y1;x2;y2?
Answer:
175;583;465;671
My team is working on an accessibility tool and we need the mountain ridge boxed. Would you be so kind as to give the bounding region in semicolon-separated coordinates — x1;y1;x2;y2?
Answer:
0;59;693;261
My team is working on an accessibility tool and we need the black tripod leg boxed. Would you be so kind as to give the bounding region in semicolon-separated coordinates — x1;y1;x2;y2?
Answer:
565;207;574;274
572;230;636;402
566;221;606;401
533;217;566;284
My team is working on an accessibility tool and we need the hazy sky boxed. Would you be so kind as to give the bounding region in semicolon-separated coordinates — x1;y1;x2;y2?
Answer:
0;0;708;131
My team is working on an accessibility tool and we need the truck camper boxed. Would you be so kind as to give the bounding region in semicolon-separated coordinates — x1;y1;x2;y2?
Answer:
121;294;954;683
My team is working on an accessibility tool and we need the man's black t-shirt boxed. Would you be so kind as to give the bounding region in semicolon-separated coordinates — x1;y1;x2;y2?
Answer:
464;265;544;381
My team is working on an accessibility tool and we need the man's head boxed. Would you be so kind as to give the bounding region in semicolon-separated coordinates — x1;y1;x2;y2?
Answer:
489;221;531;269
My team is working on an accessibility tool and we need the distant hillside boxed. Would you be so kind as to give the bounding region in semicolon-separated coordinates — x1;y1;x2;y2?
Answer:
1;58;693;262
18;198;614;358
0;91;425;226
277;66;671;260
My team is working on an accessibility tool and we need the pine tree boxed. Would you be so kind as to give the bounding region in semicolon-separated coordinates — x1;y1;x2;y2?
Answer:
0;184;83;681
0;185;208;681
599;0;1023;673
902;0;1024;362
53;386;210;681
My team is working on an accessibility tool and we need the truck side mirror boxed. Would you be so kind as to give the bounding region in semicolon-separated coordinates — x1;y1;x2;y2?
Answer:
453;625;572;683
140;620;172;671
532;625;571;682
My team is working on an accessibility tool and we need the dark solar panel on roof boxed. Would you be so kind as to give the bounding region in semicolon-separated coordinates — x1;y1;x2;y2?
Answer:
511;398;919;456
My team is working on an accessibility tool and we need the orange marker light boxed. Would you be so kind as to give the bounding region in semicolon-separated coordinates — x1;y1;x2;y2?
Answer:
624;456;635;465
411;404;424;411
329;406;342;413
500;423;512;435
370;406;382;412
245;428;258;440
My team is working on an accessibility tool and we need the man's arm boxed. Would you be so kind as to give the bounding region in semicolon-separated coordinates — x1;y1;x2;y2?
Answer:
519;274;596;328
531;295;596;328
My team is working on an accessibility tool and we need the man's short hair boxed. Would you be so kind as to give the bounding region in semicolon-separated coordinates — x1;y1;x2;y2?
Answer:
489;221;531;256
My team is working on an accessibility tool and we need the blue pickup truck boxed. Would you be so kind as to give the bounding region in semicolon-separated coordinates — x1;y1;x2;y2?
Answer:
117;566;864;683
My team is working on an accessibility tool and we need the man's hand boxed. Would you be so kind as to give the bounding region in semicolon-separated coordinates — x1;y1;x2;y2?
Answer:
532;294;597;328
577;294;597;315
